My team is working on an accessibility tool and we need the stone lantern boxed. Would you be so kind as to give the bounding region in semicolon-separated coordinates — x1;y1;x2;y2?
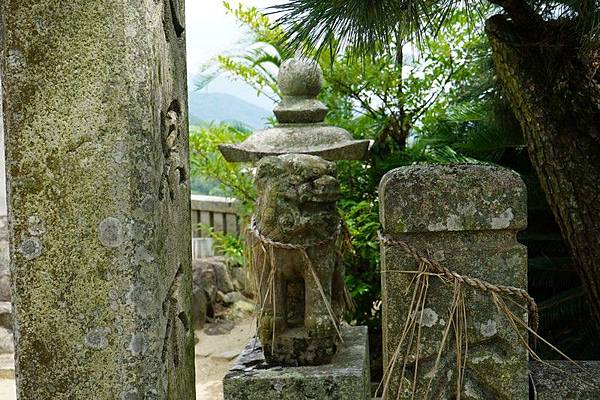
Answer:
221;58;372;400
218;58;370;162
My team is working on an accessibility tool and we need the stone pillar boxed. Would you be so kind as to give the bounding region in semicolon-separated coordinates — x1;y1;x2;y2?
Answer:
379;164;529;399
0;73;12;353
1;1;195;399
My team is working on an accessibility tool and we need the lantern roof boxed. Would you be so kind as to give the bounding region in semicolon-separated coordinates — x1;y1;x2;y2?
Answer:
218;58;371;162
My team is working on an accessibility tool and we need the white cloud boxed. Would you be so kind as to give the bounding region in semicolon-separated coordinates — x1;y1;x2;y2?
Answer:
184;0;282;108
185;0;281;75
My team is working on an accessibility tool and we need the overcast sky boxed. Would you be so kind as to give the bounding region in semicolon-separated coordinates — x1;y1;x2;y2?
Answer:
185;0;280;109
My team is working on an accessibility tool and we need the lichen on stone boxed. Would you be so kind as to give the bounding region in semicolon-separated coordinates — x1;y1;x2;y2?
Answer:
18;237;42;260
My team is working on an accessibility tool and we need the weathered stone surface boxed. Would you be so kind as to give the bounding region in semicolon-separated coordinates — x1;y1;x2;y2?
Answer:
273;59;328;124
220;291;243;305
0;75;6;218
226;294;256;320
192;283;208;330
278;58;323;97
380;164;527;233
223;325;371;400
213;261;235;294
227;264;248;293
379;164;529;399
1;1;195;398
193;257;234;294
219;124;371;162
192;257;243;325
0;96;11;351
251;154;349;366
274;98;329;124
204;319;235;336
0;217;9;302
0;77;8;304
531;360;600;399
218;58;371;162
193;258;217;306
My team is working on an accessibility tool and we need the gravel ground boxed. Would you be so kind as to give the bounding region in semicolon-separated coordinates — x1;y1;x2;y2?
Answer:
196;318;256;400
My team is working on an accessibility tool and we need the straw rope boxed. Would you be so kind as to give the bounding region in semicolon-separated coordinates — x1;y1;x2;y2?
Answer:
249;216;345;342
378;231;539;333
250;217;343;250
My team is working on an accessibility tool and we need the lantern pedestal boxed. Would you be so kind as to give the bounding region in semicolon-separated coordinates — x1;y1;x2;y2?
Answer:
223;325;370;400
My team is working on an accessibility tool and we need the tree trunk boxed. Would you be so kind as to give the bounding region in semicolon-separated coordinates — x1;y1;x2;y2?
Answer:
486;15;600;333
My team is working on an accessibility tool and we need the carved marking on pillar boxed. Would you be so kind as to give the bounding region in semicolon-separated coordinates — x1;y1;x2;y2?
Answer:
163;0;185;39
161;263;190;369
159;100;187;202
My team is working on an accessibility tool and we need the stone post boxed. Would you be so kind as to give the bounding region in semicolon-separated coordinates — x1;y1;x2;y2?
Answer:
1;1;195;399
0;73;11;354
379;164;529;399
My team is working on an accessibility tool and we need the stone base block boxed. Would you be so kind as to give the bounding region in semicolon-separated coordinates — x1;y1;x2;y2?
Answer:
223;325;370;400
261;326;338;366
531;360;600;399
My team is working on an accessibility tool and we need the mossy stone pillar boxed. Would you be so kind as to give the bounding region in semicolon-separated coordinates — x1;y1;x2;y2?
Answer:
1;1;195;398
0;72;13;354
379;164;529;399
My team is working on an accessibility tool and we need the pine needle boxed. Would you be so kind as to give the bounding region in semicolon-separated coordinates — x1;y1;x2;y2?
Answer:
377;261;429;399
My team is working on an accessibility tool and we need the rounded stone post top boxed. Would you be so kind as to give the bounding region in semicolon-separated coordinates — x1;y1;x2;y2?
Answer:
277;58;323;97
274;58;328;124
379;164;527;233
217;57;372;162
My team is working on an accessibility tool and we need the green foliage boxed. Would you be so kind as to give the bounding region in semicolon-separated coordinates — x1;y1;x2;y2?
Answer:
270;0;433;55
189;123;256;215
415;33;527;163
189;3;597;361
189;123;255;267
201;224;246;267
411;29;595;357
410;20;596;357
193;4;500;333
270;0;600;57
318;20;490;332
196;3;593;356
340;199;381;328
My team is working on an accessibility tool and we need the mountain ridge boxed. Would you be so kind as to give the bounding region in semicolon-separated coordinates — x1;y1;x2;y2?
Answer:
188;91;272;129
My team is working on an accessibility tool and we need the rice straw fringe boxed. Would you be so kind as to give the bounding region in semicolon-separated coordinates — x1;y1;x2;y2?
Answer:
377;231;599;399
248;216;350;346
